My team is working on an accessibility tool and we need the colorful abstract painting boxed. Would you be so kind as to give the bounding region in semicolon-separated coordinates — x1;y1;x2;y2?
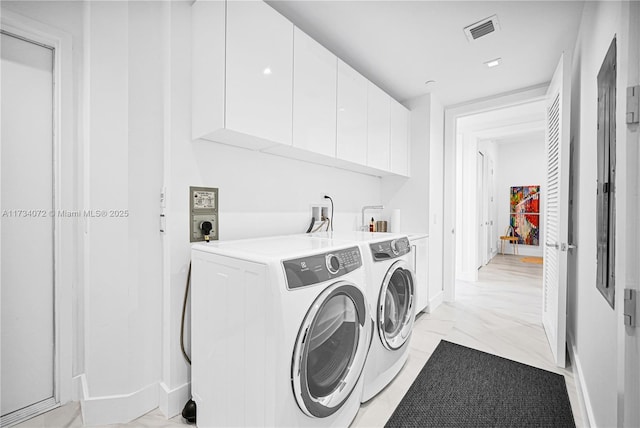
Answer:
509;185;540;246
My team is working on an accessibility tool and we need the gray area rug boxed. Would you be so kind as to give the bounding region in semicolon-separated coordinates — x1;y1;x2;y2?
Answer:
385;340;575;427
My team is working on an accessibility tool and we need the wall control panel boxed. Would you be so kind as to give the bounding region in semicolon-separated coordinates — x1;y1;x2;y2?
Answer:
370;237;411;261
190;186;219;242
283;246;362;289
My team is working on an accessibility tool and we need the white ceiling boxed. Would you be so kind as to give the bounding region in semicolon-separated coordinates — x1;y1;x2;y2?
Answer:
267;0;585;107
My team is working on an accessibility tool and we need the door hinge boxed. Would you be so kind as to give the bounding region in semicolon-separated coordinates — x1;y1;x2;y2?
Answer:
627;85;640;124
624;289;636;327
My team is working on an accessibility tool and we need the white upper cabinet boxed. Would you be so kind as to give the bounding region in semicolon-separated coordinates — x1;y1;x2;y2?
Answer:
292;28;337;157
192;1;292;149
192;0;410;177
226;0;293;146
336;60;368;165
366;82;391;171
390;99;410;176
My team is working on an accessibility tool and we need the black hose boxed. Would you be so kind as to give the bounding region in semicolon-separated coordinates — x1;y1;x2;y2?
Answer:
180;263;197;424
305;216;316;233
324;196;334;231
180;263;192;365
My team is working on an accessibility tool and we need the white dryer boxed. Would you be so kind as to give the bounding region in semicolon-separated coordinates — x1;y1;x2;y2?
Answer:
306;232;416;402
191;235;372;427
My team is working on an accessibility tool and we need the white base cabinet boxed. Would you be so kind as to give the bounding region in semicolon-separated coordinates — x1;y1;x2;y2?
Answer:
410;235;429;314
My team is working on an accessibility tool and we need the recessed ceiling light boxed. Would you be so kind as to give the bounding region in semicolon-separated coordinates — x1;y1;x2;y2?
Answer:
263;67;272;75
484;58;501;68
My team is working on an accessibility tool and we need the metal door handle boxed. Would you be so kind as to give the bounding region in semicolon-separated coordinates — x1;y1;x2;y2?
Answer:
545;242;559;249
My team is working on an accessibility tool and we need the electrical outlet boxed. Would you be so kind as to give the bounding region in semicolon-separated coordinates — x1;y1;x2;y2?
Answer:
190;186;219;242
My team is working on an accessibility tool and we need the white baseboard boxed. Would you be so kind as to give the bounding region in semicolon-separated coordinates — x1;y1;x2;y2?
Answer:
75;374;159;426
72;374;84;402
567;334;596;427
158;381;191;419
427;290;444;313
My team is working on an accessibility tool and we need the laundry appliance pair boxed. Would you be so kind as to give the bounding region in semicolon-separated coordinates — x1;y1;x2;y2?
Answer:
190;232;416;427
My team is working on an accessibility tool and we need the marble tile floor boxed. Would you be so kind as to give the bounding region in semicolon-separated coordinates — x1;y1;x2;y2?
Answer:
16;254;585;428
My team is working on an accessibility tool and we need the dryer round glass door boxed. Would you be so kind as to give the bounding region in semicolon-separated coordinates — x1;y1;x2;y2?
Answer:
377;260;415;350
292;282;370;418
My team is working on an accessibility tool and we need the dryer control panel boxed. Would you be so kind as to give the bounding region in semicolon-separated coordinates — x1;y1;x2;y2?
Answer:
283;246;362;289
370;237;411;261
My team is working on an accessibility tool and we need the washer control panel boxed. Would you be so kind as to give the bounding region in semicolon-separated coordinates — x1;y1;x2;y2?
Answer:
370;237;411;261
284;246;362;289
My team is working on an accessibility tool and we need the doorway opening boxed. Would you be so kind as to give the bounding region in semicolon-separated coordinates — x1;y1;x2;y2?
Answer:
453;98;547;283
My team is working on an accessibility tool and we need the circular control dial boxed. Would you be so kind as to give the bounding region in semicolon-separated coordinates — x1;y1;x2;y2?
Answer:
326;254;341;274
390;240;400;255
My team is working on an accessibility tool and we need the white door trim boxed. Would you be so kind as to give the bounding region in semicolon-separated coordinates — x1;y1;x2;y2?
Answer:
1;8;76;408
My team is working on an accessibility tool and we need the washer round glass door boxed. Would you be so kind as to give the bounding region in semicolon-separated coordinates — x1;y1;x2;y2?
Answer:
378;260;415;350
292;281;370;418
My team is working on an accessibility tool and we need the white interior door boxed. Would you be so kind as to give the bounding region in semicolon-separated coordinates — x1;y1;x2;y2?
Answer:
1;31;56;422
542;52;571;368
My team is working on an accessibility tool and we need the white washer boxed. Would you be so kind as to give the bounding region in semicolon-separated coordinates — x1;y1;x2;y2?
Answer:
191;235;372;427
305;232;416;402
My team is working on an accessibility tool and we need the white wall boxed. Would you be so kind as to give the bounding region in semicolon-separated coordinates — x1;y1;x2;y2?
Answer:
494;137;545;257
567;1;630;426
81;1;165;423
428;95;445;305
456;131;480;280
382;93;445;307
382;93;430;234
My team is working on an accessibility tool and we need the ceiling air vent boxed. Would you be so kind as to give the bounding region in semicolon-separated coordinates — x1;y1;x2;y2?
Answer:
464;15;501;42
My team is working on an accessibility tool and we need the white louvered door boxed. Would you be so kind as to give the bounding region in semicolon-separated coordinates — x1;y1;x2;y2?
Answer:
542;53;572;368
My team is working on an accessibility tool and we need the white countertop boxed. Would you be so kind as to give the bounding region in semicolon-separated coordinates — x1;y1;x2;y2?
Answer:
407;232;429;240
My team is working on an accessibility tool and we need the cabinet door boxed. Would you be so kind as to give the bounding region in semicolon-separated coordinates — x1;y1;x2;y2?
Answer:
226;0;293;145
411;238;429;314
293;28;337;157
366;83;391;171
336;60;367;165
390;100;409;176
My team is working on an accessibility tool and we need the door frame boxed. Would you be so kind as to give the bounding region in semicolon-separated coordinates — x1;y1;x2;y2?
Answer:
1;9;75;412
444;84;548;300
